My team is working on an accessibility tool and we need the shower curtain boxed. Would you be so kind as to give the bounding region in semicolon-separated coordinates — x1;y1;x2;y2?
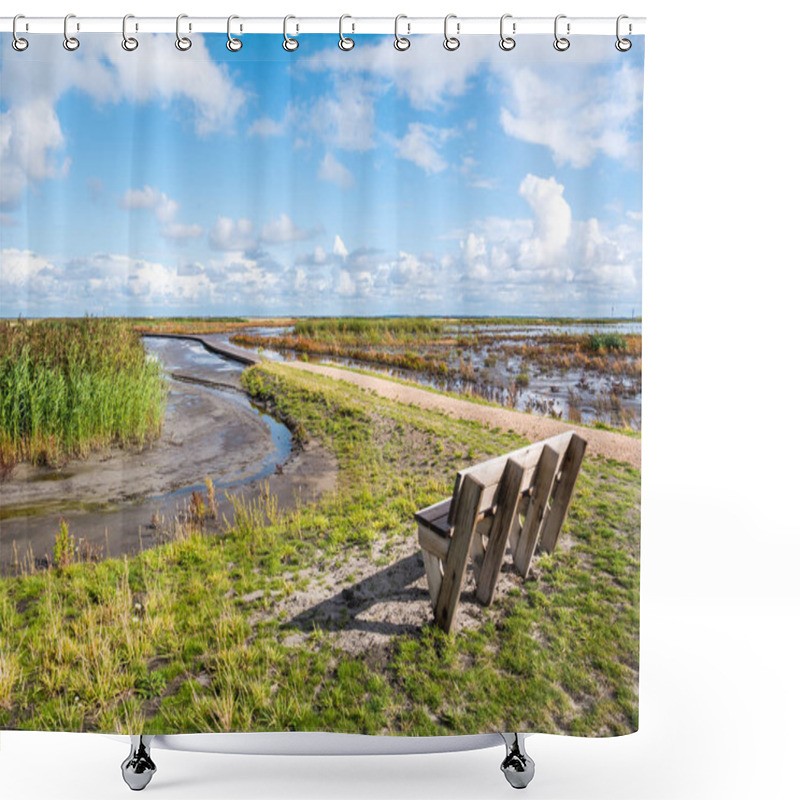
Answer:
0;30;643;741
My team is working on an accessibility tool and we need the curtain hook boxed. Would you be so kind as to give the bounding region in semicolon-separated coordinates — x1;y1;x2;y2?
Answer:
443;14;460;51
12;14;29;51
499;14;516;51
175;14;192;51
227;15;243;51
63;13;80;51
283;15;299;51
394;14;410;51
339;14;355;50
615;14;632;51
553;14;570;51
122;14;138;51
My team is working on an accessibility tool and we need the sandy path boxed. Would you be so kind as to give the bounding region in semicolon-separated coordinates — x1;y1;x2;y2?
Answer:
149;335;641;468
286;361;641;468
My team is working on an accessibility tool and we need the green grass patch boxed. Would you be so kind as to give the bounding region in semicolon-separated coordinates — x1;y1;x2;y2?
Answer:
0;361;639;737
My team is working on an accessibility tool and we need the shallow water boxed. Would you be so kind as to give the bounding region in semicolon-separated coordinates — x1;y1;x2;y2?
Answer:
227;321;642;429
0;338;292;570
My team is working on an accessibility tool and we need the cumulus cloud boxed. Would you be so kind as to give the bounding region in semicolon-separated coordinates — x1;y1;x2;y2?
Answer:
261;214;314;244
209;214;314;252
0;248;56;287
333;235;349;259
162;222;204;241
288;79;376;151
0;100;69;209
0;34;246;209
120;186;202;241
208;216;259;252
120;186;178;223
318;152;354;189
394;124;453;174
443;173;640;313
248;116;285;138
499;63;643;168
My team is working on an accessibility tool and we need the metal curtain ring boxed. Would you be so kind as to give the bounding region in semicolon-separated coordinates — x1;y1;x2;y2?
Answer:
615;14;632;51
339;14;354;50
63;13;79;51
394;14;410;51
283;15;299;51
227;15;243;51
122;14;138;51
499;14;515;51
12;14;28;51
176;14;192;51
443;14;460;51
553;14;570;51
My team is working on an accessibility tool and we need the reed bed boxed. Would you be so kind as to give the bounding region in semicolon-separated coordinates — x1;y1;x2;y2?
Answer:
0;318;166;468
293;317;445;344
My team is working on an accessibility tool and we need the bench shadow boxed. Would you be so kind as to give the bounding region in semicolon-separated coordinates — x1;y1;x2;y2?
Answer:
281;553;431;637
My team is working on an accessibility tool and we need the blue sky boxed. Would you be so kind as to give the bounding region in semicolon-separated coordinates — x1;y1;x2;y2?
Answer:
0;33;643;317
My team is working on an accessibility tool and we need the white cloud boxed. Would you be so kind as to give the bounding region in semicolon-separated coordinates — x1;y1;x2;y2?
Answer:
302;35;489;111
394;123;452;174
162;222;204;241
499;63;643;168
333;235;349;258
0;100;68;209
120;186;178;223
261;213;313;244
120;186;203;241
248;116;284;138
209;216;259;252
517;175;572;264
318;152;354;189
294;79;376;151
443;173;640;313
0;248;55;286
209;214;313;251
0;34;246;209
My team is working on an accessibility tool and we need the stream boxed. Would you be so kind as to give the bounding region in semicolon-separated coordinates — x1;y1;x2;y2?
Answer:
0;338;336;572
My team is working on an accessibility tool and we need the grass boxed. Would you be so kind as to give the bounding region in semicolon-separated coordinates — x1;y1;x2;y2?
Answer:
131;317;293;335
293;317;445;344
0;362;639;736
0;318;166;468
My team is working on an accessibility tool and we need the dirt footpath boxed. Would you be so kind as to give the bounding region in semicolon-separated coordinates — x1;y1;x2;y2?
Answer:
286;360;642;468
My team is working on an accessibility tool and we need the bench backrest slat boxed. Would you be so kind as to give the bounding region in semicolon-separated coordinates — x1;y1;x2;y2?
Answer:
447;431;575;527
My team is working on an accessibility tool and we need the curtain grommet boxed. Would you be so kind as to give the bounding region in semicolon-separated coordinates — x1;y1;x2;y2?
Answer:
175;14;192;51
63;13;80;51
443;14;460;51
12;14;29;51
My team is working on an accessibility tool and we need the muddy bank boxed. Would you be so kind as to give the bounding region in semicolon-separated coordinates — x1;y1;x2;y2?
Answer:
0;338;337;571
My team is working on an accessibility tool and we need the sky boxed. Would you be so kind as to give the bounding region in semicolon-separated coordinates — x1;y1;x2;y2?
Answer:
0;33;643;317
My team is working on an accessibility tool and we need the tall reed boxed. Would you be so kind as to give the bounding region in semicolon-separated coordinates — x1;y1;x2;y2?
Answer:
0;318;166;467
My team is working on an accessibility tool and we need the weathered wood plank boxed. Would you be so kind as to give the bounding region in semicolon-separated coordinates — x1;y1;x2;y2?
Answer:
434;475;484;634
475;458;526;606
513;444;560;576
417;524;450;562
414;498;452;527
537;434;587;554
421;549;444;608
447;432;574;526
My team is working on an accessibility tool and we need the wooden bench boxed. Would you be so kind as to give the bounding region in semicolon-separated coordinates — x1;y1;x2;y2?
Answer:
415;431;587;633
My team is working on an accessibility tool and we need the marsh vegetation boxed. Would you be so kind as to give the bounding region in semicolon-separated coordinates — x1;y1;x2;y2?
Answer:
231;317;642;429
0;319;166;470
0;361;639;736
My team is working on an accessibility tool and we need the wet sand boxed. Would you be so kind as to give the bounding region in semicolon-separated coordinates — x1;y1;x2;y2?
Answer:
0;339;337;571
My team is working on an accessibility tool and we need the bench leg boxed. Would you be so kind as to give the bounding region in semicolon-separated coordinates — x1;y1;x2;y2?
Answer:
421;549;444;607
121;735;156;791
500;733;535;789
